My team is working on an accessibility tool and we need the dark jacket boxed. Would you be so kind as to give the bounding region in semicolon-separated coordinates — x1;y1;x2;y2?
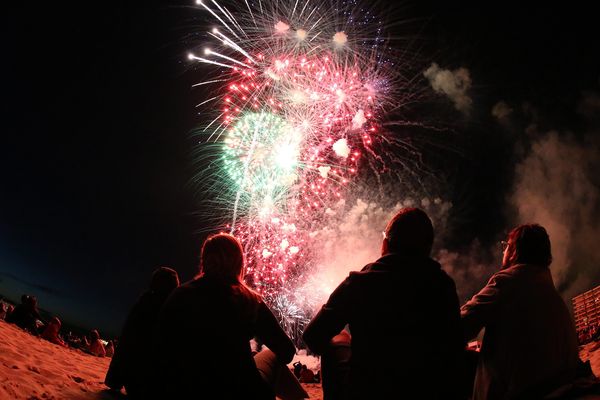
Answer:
461;263;580;400
6;303;41;334
105;290;170;397
151;276;295;399
303;253;464;399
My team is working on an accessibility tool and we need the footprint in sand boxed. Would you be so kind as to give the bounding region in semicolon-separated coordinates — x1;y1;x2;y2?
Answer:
70;376;85;384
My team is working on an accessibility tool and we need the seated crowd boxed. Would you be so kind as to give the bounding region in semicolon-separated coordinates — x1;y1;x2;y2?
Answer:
1;294;111;358
3;207;599;399
104;208;600;399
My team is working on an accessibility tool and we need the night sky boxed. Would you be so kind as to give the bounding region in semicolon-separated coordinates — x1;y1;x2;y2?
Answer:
2;1;599;337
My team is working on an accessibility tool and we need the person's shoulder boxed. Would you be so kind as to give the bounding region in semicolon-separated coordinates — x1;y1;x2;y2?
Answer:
436;266;457;286
491;265;525;280
159;281;195;309
346;265;374;280
431;262;462;295
170;279;199;297
328;270;363;293
482;266;525;289
493;264;550;289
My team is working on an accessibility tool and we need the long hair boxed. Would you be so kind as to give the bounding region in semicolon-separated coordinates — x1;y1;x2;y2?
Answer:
198;233;261;304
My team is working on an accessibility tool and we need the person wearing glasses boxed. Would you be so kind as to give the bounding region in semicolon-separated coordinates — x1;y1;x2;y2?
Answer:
461;224;580;400
303;207;465;399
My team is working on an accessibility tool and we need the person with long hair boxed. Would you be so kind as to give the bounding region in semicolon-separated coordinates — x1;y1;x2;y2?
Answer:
151;233;296;399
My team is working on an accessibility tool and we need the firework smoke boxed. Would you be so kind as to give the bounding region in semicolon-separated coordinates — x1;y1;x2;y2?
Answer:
423;63;472;114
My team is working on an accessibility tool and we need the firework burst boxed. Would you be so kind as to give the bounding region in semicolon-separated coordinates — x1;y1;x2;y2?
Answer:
189;0;421;339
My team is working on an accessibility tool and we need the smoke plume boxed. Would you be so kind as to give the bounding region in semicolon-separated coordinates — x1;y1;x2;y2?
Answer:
423;63;472;114
509;129;600;300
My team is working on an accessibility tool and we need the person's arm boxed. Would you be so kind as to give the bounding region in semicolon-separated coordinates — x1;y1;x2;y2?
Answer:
98;341;107;357
439;274;465;350
302;276;352;355
255;302;295;364
460;272;506;341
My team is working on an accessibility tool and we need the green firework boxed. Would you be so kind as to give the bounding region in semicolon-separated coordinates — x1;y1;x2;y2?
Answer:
223;111;302;215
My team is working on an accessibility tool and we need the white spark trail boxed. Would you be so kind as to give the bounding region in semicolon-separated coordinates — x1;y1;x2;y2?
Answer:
210;31;257;64
196;96;219;107
206;49;254;69
211;0;244;36
203;112;224;132
291;0;300;18
299;0;310;18
223;6;246;37
192;79;227;87
244;0;257;27
189;54;237;69
197;0;242;40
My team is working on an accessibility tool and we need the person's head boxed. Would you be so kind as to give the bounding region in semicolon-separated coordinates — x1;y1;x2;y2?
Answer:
46;317;61;334
90;329;100;341
21;294;29;304
382;208;434;257
50;316;61;328
502;224;552;269
199;233;245;283
150;267;180;294
25;295;38;309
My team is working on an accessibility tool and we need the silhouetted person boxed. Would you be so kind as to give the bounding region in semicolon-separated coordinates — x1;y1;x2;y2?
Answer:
151;233;296;399
320;329;351;400
41;316;67;347
303;207;464;400
0;296;7;320
88;329;106;357
105;340;115;358
461;224;580;399
105;266;179;398
6;294;42;335
299;364;315;383
292;361;303;379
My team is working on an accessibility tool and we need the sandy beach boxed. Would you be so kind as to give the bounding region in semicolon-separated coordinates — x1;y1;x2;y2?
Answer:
3;318;600;400
0;320;323;399
0;320;111;400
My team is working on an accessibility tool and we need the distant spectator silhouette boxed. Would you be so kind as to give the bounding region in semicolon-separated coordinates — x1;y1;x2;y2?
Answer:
0;297;9;320
88;329;106;357
299;364;315;383
461;224;582;399
105;340;115;358
292;361;303;379
41;316;67;347
151;233;298;399
6;294;43;335
303;207;464;399
105;266;179;398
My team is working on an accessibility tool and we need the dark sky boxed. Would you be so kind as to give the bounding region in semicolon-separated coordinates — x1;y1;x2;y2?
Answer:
2;1;599;336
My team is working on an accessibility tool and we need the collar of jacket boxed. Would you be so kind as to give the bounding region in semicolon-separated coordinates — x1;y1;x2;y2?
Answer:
365;253;442;272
